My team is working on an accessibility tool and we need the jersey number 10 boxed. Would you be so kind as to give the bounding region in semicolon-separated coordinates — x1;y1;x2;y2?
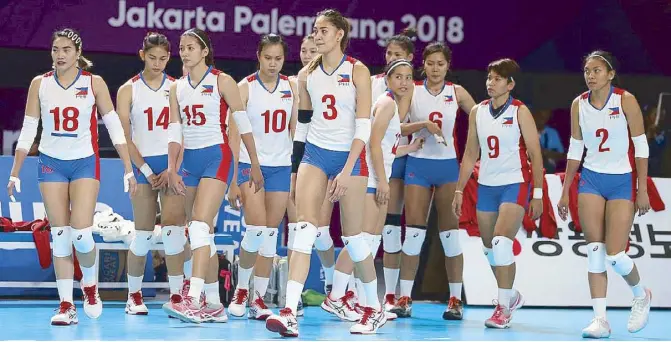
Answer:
261;109;288;133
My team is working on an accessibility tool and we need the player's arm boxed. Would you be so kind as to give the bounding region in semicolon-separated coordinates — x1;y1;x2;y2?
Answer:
292;66;313;174
622;91;649;192
167;82;182;173
369;97;395;185
228;80;249;188
220;73;261;167
8;76;42;198
518;104;544;196
455;84;477;115
116;83;152;179
342;61;372;175
92;75;133;176
454;106;481;193
288;77;299;140
561;97;584;194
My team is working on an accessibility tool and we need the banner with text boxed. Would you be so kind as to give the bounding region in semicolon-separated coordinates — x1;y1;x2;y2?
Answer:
0;0;582;67
461;175;671;308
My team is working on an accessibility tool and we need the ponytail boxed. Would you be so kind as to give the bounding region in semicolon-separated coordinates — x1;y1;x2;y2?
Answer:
306;55;323;74
78;55;93;70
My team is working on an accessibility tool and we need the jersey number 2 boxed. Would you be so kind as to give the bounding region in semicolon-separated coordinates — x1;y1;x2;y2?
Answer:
262;109;288;133
322;94;337;120
50;106;79;132
487;135;499;158
144;107;170;131
183;105;206;126
596;128;610;152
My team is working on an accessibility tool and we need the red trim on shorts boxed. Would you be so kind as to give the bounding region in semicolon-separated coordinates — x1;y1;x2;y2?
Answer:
215;144;233;184
220;98;229;145
516;108;531;183
516;181;530;207
90;105;100;181
627;127;637;201
358;149;369;177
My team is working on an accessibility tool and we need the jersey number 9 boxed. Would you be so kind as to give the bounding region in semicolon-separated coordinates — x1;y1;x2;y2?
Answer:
487;135;499;158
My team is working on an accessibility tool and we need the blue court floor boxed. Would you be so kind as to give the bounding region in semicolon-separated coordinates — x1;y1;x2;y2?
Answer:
0;300;668;341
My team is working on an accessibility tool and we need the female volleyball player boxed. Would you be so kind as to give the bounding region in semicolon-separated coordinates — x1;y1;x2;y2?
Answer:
391;42;476;319
453;58;542;329
117;32;191;316
165;28;263;324
226;34;297;321
7;28;137;325
265;9;386;336
557;50;652;338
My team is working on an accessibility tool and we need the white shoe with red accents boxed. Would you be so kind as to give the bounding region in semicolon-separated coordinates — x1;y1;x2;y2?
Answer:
82;283;103;319
321;291;362;322
266;308;299;337
51;301;78;326
350;306;388;334
125;291;149;315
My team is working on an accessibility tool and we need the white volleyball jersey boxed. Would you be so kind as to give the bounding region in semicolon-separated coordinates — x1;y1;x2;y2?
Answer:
240;73;294;166
128;73;175;157
366;91;401;187
371;73;387;103
408;81;460;160
306;55;358;151
175;66;228;150
475;98;531;186
578;87;634;174
38;69;98;160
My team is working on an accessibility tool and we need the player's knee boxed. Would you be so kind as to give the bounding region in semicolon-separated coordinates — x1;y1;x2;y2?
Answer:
71;226;95;254
587;242;607;273
439;230;462;257
258;228;278;258
401;226;426;256
241;225;266;253
291;221;318;255
368;234;382;256
287;223;297;251
161;225;185;256
130;230;153;257
314;226;333;251
342;234;371;263
383;225;402;254
606;251;634;276
491;236;514;266
482;246;496;266
51;226;73;257
209;233;216;257
188;221;211;251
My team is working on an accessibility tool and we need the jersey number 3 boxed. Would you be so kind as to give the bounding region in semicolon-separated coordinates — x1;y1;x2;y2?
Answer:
322;94;337;120
596;128;610;152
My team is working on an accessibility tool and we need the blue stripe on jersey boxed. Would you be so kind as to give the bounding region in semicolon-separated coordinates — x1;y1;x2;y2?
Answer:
51;132;78;138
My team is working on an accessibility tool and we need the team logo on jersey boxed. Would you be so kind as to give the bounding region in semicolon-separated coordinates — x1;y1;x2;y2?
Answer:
280;90;292;100
164;89;170;99
609;107;620;118
201;85;214;95
444;95;454;103
75;87;88;98
502;116;514;125
337;74;350;85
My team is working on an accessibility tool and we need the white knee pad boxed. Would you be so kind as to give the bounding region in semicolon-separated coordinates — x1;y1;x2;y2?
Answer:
482;246;496;266
287;223;297;251
130;230;153;257
439;230;463;257
606;251;634;276
209;234;216;257
492;236;514;266
161;226;185;256
51;226;72;258
342;234;372;262
368;234;382;256
188;221;211;251
402;226;426;256
383;225;402;253
241;225;265;253
71;226;95;254
292;221;318;254
314;226;333;251
587;242;607;273
258;228;278;258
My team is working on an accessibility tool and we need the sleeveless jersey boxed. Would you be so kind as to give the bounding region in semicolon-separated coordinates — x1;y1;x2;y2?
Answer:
408;81;459;159
371;73;387;103
240;73;294;166
475;97;530;186
38;69;98;160
366;91;401;183
578;87;634;174
129;73;175;157
175;66;229;150
306;55;358;151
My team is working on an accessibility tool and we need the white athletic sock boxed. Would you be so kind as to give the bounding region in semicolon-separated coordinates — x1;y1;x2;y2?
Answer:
237;266;253;290
183;258;193;279
331;270;350;299
187;277;205;299
631;282;646;299
355;278;366;306
348;274;357;296
204;282;220;305
56;279;74;303
593;298;607;318
400;279;414;297
80;265;97;287
498;288;513;309
363;279;380;309
449;282;462;299
384;267;400;295
168;275;184;295
323;265;335;286
254;276;270;298
127;274;143;293
286;280;304;315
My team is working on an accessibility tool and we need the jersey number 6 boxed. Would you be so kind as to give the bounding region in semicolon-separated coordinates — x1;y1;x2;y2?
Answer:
322;94;337;120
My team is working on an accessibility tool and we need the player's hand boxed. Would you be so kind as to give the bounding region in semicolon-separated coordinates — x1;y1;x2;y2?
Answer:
425;121;442;136
557;193;569;221
124;172;138;197
227;183;242;210
409;137;425;152
636;189;651;216
6;176;20;202
528;198;543;220
248;163;264;193
152;170;170;190
452;191;463;218
376;180;390;206
168;170;186;196
328;172;351;203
